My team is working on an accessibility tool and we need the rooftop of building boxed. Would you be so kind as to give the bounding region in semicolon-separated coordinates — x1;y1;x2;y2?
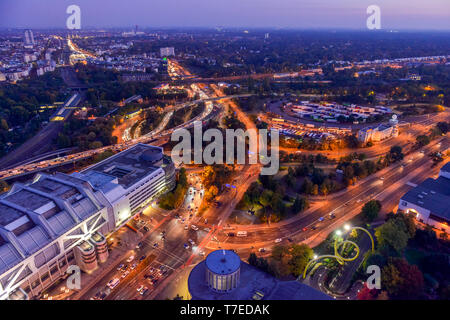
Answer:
205;250;241;275
401;164;450;222
0;203;26;227
81;143;164;189
0;172;103;274
440;162;450;173
188;258;331;300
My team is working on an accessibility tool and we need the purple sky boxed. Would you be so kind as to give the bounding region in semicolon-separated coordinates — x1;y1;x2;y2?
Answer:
1;0;449;30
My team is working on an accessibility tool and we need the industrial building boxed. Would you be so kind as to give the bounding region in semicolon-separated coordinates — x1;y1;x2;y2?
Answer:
398;162;450;234
0;144;175;300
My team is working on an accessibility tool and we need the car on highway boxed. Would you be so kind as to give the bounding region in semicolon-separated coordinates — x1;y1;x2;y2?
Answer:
188;239;195;246
274;238;282;243
137;284;144;292
318;217;324;222
107;278;120;290
121;270;130;278
153;242;159;248
139;255;146;261
117;264;125;271
140;287;149;295
136;242;144;249
126;255;135;263
311;225;317;230
131;263;137;270
92;292;107;300
258;248;266;253
302;227;308;232
184;243;190;250
191;225;199;231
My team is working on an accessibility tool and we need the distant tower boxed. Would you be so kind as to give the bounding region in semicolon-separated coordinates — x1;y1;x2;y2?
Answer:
24;29;35;46
135;25;138;34
264;33;270;39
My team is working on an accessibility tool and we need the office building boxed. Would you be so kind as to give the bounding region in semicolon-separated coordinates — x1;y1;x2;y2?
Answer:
398;162;450;233
0;144;175;300
160;47;175;57
24;30;35;47
205;250;240;292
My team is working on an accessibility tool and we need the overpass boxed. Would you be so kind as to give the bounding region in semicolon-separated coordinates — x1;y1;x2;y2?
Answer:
2;148;75;170
0;99;223;181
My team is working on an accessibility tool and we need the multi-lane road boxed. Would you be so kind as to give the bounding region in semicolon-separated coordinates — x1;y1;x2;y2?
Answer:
205;138;448;252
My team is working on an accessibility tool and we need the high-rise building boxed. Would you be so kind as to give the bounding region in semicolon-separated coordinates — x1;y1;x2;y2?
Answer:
160;47;175;57
0;144;175;300
24;30;35;47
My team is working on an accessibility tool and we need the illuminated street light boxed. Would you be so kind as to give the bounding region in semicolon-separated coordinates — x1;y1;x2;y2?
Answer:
344;224;351;231
314;254;318;259
336;230;342;236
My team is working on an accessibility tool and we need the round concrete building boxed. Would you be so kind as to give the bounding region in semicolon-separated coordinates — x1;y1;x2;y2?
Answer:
205;250;240;292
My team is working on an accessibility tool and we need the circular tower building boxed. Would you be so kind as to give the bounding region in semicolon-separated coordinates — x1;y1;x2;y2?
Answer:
205;250;240;292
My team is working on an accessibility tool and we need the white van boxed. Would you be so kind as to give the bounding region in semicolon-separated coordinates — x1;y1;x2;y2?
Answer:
237;231;248;237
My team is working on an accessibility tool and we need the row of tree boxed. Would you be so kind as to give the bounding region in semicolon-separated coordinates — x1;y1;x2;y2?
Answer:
159;168;188;210
248;243;313;278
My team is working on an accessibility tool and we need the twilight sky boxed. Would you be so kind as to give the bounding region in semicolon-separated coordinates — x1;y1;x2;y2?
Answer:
0;0;449;30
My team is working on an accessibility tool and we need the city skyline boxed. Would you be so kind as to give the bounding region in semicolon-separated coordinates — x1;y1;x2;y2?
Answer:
1;0;450;30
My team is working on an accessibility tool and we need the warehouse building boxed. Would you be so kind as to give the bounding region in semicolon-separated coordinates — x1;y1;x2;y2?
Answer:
398;162;450;234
